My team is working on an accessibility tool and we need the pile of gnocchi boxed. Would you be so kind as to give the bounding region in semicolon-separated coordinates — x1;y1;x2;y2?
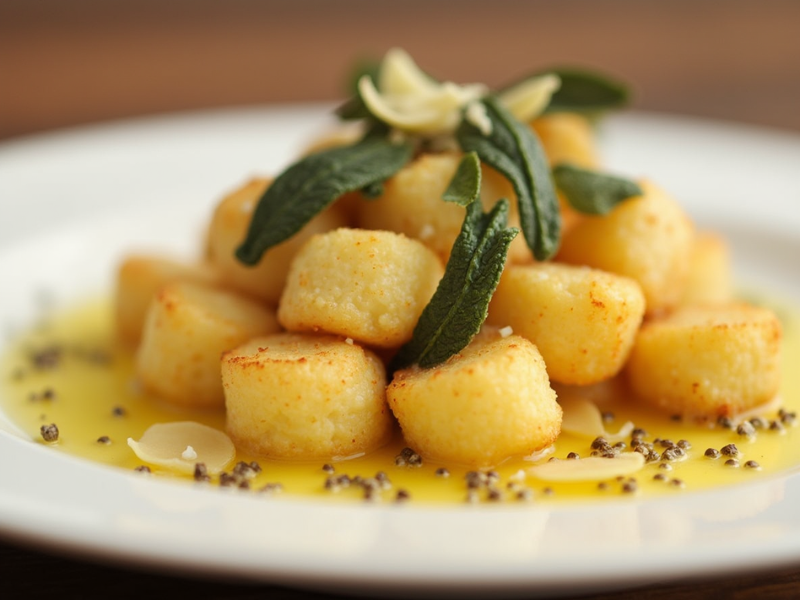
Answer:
116;55;782;471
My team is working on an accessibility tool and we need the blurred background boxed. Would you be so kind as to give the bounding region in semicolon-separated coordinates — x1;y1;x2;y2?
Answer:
2;0;800;142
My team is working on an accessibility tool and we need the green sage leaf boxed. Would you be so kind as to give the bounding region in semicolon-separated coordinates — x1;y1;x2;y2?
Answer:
360;180;385;200
553;163;642;215
442;151;482;206
235;136;413;265
390;199;518;371
456;97;560;261
336;58;382;121
544;67;630;114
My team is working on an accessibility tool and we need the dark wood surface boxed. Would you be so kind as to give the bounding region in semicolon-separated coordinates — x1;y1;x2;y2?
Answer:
2;1;800;597
4;533;800;599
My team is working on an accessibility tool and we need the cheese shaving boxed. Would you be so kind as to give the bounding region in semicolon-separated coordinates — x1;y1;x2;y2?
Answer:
359;48;486;135
527;452;645;482
560;396;634;442
128;421;235;475
497;73;561;122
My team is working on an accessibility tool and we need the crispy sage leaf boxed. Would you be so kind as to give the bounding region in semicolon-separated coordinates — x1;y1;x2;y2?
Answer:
442;151;482;206
456;97;560;261
336;59;381;121
390;199;518;371
544;67;630;114
236;136;413;265
553;163;642;215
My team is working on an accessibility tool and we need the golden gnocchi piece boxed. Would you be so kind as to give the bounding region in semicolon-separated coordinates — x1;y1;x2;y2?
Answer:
114;254;221;346
680;231;733;306
206;177;348;305
136;281;280;409
626;303;782;418
387;330;561;467
222;332;392;459
487;263;645;385
531;112;600;169
532;112;601;236
557;179;694;315
278;228;443;348
357;153;531;264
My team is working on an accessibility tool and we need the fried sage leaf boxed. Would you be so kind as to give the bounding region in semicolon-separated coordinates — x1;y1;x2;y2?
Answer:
456;97;560;261
544;67;630;114
442;151;482;206
236;136;413;265
552;163;642;215
390;199;518;371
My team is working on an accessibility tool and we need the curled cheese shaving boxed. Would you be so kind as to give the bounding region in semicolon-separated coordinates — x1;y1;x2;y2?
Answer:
359;48;560;135
359;48;485;135
497;74;561;123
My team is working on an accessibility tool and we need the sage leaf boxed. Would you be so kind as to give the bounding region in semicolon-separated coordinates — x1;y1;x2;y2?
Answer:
390;199;518;371
442;151;482;206
236;136;413;265
456;97;560;261
544;67;630;114
336;59;381;121
361;180;384;200
553;163;642;215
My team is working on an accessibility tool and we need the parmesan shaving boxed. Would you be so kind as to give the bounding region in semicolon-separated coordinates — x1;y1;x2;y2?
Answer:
465;101;492;135
358;48;487;135
560;396;634;442
127;421;235;475
497;73;561;123
527;452;645;482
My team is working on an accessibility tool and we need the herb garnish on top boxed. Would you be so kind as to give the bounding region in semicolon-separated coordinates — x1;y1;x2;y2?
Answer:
236;49;638;369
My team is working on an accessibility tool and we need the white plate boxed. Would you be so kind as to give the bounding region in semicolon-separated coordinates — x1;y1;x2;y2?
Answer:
1;106;800;597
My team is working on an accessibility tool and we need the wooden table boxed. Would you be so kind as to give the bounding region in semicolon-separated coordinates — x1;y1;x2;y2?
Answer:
2;1;800;597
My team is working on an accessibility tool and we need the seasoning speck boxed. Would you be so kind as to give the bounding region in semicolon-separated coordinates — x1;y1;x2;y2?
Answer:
40;423;59;442
725;459;740;468
434;467;450;478
720;443;739;457
193;463;210;482
112;406;127;417
736;421;756;439
704;448;721;459
395;489;411;503
260;483;284;495
96;435;111;445
744;460;761;470
134;465;151;474
516;488;534;502
717;416;735;430
395;447;422;467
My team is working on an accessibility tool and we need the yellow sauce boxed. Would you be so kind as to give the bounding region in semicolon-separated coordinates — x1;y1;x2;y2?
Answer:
2;295;800;505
